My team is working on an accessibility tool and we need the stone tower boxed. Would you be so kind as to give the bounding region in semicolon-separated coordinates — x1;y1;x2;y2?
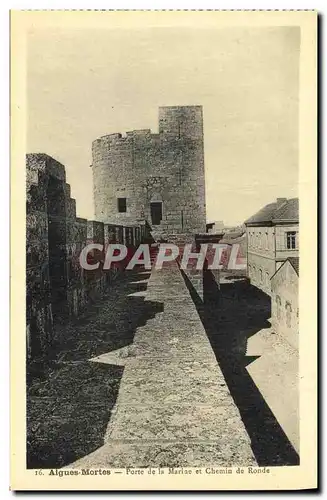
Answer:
92;106;206;240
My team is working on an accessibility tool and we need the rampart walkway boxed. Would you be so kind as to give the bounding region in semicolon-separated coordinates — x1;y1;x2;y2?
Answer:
69;262;256;468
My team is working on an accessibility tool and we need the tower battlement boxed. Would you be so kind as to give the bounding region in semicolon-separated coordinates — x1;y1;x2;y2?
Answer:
92;106;206;238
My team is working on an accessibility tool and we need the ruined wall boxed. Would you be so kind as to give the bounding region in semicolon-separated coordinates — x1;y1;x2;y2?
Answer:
92;106;206;239
26;153;146;364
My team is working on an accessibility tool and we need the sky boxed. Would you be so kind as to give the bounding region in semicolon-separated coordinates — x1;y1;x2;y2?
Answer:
27;26;300;226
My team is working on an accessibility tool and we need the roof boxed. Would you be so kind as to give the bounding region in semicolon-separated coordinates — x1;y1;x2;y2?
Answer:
272;198;299;223
245;198;299;226
222;230;245;240
288;257;299;276
271;257;299;281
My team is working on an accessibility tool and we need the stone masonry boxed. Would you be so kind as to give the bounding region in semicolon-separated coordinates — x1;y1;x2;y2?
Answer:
92;106;206;239
26;153;148;366
68;261;256;468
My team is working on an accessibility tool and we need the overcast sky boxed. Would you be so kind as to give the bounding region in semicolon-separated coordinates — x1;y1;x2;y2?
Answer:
27;26;299;225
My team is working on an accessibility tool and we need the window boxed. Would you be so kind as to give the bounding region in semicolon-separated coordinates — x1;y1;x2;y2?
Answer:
117;198;127;213
265;232;269;249
265;271;270;287
286;231;297;249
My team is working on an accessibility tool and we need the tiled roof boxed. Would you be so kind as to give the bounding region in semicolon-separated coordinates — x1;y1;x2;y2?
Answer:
273;198;299;223
245;203;278;224
288;257;299;276
245;198;299;225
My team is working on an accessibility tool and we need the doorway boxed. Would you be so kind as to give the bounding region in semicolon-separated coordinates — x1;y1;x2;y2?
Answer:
150;202;163;225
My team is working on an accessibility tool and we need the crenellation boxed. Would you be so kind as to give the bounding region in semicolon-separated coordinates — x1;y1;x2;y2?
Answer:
92;106;206;237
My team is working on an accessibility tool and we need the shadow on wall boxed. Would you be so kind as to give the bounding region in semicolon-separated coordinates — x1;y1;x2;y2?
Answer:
181;267;299;467
27;267;163;469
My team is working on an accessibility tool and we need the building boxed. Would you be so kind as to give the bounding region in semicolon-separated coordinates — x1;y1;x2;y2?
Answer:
207;220;224;234
271;257;299;349
92;106;206;241
245;198;299;295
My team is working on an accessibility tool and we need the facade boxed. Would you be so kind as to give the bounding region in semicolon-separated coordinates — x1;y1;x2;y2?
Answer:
271;257;299;349
245;198;299;295
92;106;206;240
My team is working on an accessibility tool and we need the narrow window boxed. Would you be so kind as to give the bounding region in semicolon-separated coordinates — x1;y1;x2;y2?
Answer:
286;231;297;249
178;119;183;139
178;167;182;185
117;198;127;213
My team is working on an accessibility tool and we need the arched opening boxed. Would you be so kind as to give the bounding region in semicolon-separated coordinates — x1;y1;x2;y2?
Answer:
150;202;163;225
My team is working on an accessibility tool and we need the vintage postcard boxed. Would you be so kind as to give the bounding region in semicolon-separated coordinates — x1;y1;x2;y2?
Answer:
10;10;317;491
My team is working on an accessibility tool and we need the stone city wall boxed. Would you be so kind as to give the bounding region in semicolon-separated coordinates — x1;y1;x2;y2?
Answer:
26;153;149;366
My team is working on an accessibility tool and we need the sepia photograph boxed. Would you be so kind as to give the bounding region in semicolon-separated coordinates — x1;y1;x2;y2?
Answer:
10;10;317;491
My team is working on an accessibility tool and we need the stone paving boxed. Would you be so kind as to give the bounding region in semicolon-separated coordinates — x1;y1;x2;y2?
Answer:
26;268;163;468
68;262;256;468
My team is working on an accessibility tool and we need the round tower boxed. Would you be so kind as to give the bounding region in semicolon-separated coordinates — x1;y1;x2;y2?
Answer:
92;106;206;237
92;133;137;225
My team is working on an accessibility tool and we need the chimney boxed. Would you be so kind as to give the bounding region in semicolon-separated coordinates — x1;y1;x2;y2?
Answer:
276;198;287;207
